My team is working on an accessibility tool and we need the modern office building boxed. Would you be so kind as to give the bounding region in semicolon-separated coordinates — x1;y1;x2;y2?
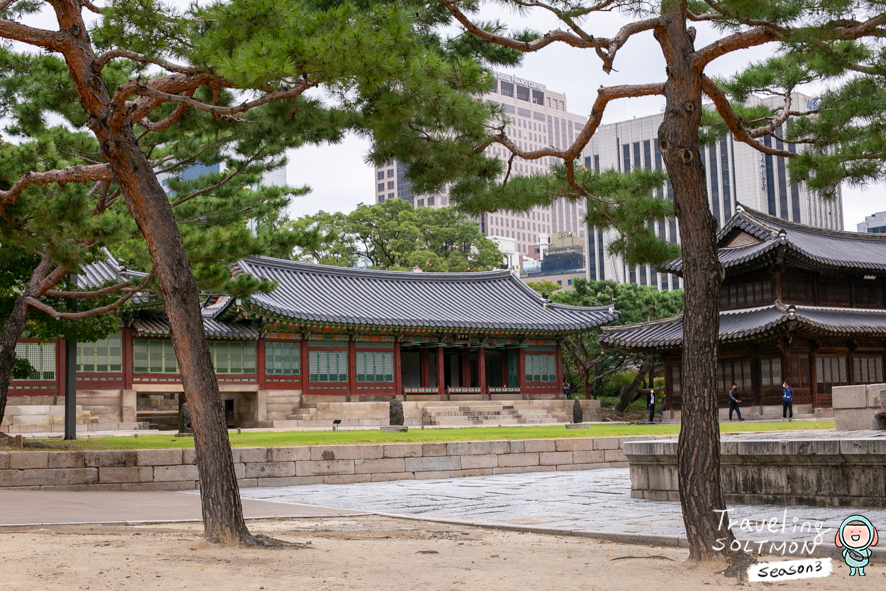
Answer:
582;93;844;291
858;211;886;234
373;72;590;262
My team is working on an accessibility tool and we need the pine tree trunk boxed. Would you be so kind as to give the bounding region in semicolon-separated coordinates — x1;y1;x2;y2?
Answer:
51;0;253;545
0;296;33;430
656;3;734;561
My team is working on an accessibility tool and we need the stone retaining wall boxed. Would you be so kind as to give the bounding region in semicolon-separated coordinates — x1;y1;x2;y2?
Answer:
0;437;647;491
833;383;886;430
624;436;886;508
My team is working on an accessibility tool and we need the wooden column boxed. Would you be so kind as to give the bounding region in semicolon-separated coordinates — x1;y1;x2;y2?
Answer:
256;339;267;389
300;338;309;396
437;345;445;399
517;348;526;398
122;327;133;389
478;347;487;398
347;340;357;400
556;344;564;397
394;341;402;397
774;271;783;301
809;344;818;408
420;348;429;388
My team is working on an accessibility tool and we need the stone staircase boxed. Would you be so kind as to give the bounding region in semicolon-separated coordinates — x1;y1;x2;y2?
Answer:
422;403;558;426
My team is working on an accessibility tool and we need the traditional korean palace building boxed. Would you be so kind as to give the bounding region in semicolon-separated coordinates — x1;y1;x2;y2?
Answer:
6;256;617;432
600;206;886;415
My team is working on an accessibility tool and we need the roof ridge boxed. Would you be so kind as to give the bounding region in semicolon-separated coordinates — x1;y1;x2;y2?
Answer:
741;205;886;241
241;255;512;282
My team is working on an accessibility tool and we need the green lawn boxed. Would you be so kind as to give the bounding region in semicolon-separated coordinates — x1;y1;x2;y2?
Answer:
30;420;836;451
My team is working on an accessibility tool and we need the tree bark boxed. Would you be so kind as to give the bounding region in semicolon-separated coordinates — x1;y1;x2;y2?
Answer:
0;296;34;430
615;354;655;413
51;0;253;545
655;2;734;561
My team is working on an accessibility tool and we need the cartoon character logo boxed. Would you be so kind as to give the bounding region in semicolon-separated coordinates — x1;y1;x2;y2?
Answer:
835;515;878;576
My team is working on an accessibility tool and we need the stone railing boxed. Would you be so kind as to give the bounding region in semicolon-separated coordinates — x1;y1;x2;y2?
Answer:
833;383;886;430
624;435;886;508
0;436;654;491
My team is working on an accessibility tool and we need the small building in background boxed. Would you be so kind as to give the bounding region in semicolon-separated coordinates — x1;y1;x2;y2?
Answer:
858;211;886;234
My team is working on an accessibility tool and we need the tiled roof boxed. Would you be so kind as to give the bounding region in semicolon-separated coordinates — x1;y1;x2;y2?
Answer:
132;314;259;340
663;205;886;276
599;302;886;351
225;256;619;333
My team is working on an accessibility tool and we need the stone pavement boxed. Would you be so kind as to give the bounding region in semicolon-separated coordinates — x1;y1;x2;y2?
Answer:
0;489;362;526
240;468;886;560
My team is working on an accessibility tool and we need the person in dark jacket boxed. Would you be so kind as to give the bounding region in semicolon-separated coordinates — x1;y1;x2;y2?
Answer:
563;380;571;399
647;390;656;424
782;380;793;421
728;383;744;421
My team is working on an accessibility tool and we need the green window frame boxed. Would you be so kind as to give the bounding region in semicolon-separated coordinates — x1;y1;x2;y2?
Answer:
356;351;393;383
13;342;56;381
133;339;256;374
525;354;556;383
309;350;348;382
265;342;300;375
77;333;123;373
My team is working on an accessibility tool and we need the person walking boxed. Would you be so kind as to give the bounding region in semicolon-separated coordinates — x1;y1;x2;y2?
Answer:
782;380;794;421
647;389;656;424
562;380;571;399
728;382;744;421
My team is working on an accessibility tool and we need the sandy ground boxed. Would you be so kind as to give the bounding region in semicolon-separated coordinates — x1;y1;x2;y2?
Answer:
1;516;884;590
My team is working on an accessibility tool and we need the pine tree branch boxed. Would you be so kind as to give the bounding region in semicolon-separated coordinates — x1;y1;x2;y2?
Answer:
43;278;136;299
0;163;112;207
138;90;195;132
169;149;264;207
437;0;657;71
24;271;153;320
93;49;195;74
80;0;103;14
701;76;794;158
130;82;316;119
0;17;66;52
694;27;778;68
0;0;18;12
746;89;792;138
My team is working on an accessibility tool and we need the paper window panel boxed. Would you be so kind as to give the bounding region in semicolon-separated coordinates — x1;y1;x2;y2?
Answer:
133;340;148;372
163;341;178;373
41;343;55;380
109;333;122;371
384;352;393;382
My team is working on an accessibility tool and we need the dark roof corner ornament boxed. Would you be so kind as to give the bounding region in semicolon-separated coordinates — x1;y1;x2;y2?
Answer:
787;304;797;317
736;204;745;213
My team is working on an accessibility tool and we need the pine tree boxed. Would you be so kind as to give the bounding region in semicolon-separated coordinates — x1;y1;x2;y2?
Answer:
0;0;518;545
428;0;886;560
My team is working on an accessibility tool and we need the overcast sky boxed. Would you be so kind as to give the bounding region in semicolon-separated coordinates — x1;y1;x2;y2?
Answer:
285;6;883;231
18;3;884;230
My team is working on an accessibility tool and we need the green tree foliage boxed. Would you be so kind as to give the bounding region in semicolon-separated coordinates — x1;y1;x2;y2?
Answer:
553;278;684;399
526;279;562;296
287;199;505;271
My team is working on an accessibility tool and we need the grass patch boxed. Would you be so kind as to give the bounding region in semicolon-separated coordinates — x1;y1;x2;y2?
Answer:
27;420;836;451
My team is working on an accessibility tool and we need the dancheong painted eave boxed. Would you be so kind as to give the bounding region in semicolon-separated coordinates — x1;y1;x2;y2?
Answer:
219;256;619;334
662;204;886;277
599;301;886;352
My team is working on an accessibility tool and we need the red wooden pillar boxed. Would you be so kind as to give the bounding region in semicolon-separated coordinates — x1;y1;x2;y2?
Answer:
462;347;470;388
300;338;309;396
478;347;487;398
517;348;526;397
347;340;357;400
556;344;564;396
57;337;67;398
420;348;429;388
257;339;267;389
437;346;445;399
122;327;133;389
394;341;402;397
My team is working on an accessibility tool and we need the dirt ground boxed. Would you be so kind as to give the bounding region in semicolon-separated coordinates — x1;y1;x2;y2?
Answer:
0;516;883;590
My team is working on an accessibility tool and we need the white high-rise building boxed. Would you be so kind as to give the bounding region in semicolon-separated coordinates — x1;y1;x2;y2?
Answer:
581;93;844;290
858;211;886;234
373;72;589;261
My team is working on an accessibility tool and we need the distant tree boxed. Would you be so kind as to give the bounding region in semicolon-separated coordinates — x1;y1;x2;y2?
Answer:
554;279;683;407
289;199;504;271
526;279;562;296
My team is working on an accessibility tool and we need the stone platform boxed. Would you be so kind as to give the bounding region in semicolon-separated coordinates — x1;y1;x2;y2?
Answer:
624;430;886;508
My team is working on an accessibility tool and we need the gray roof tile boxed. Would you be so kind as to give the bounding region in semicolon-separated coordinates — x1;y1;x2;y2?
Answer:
228;256;619;333
664;205;886;275
600;302;886;351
